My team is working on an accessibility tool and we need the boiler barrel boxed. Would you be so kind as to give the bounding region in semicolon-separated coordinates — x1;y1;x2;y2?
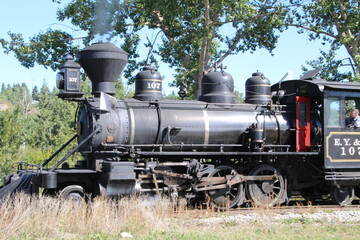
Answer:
78;99;291;153
127;101;256;150
79;99;256;152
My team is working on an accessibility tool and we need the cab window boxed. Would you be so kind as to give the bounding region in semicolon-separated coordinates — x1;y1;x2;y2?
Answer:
299;102;307;127
327;97;340;127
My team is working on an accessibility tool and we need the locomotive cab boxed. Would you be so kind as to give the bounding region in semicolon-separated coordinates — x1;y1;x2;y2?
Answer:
322;86;360;169
273;78;360;160
321;82;360;205
272;78;360;201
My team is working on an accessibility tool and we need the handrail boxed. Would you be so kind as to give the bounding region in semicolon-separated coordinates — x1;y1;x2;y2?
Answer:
50;127;101;171
42;134;78;167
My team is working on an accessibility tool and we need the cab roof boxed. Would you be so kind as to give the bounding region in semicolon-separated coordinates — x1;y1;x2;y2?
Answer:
271;79;360;97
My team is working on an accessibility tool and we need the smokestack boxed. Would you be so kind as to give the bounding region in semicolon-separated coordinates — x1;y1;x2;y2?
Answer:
78;42;128;96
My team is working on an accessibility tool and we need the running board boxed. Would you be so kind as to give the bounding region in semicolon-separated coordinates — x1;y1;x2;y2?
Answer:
325;171;360;181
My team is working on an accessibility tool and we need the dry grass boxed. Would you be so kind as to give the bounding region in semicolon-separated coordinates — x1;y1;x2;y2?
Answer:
0;193;189;239
1;194;360;240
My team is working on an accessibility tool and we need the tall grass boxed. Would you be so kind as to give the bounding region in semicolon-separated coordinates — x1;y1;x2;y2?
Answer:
1;193;360;240
0;193;186;239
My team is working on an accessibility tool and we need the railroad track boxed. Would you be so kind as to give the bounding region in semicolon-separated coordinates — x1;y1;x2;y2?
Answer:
180;203;360;225
180;198;360;217
228;203;360;215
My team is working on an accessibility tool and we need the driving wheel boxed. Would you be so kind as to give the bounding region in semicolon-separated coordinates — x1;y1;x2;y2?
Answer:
206;166;245;210
247;165;285;207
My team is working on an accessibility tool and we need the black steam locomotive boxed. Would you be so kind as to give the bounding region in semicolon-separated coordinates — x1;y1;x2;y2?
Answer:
2;42;360;208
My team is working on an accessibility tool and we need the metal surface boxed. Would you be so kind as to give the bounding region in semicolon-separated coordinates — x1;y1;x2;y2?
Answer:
134;66;163;101
330;186;355;206
325;171;360;181
78;42;128;96
246;165;286;207
198;70;236;104
151;169;192;180
245;72;271;105
205;166;244;209
77;98;294;154
133;151;320;156
56;54;83;98
40;172;57;189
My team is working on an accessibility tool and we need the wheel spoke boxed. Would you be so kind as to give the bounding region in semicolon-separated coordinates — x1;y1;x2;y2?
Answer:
206;166;244;210
247;165;285;207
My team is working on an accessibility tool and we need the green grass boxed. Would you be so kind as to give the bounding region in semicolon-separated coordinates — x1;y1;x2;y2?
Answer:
70;224;360;240
133;224;360;240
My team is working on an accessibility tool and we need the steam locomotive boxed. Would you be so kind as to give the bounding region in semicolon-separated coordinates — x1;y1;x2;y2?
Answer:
2;42;360;208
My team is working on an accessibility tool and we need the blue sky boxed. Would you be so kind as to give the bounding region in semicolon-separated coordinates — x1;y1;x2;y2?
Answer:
0;0;351;95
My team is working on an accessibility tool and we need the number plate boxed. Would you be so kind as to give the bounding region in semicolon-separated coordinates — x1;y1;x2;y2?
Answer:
326;132;360;162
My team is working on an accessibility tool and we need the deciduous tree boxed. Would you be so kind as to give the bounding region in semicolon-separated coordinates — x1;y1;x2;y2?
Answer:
289;0;359;81
1;0;293;97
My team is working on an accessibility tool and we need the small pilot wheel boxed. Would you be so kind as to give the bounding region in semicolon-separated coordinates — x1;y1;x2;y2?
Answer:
247;165;285;207
355;186;360;199
60;185;85;201
206;166;245;210
330;186;355;206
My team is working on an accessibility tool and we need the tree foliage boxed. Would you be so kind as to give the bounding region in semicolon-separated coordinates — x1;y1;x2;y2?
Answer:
0;30;79;71
1;0;358;94
0;80;167;185
1;0;293;97
0;83;78;185
289;0;359;81
302;44;354;81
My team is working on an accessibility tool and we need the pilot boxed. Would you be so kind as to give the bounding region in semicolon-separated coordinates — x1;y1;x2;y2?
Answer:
346;109;360;127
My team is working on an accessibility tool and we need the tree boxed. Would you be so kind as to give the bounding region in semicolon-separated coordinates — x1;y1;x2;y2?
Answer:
0;0;294;97
0;108;25;183
0;30;79;71
114;80;134;99
19;84;32;119
0;82;80;184
0;84;12;100
302;44;354;81
0;83;5;96
36;84;78;149
164;90;181;100
32;86;39;101
289;0;359;81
